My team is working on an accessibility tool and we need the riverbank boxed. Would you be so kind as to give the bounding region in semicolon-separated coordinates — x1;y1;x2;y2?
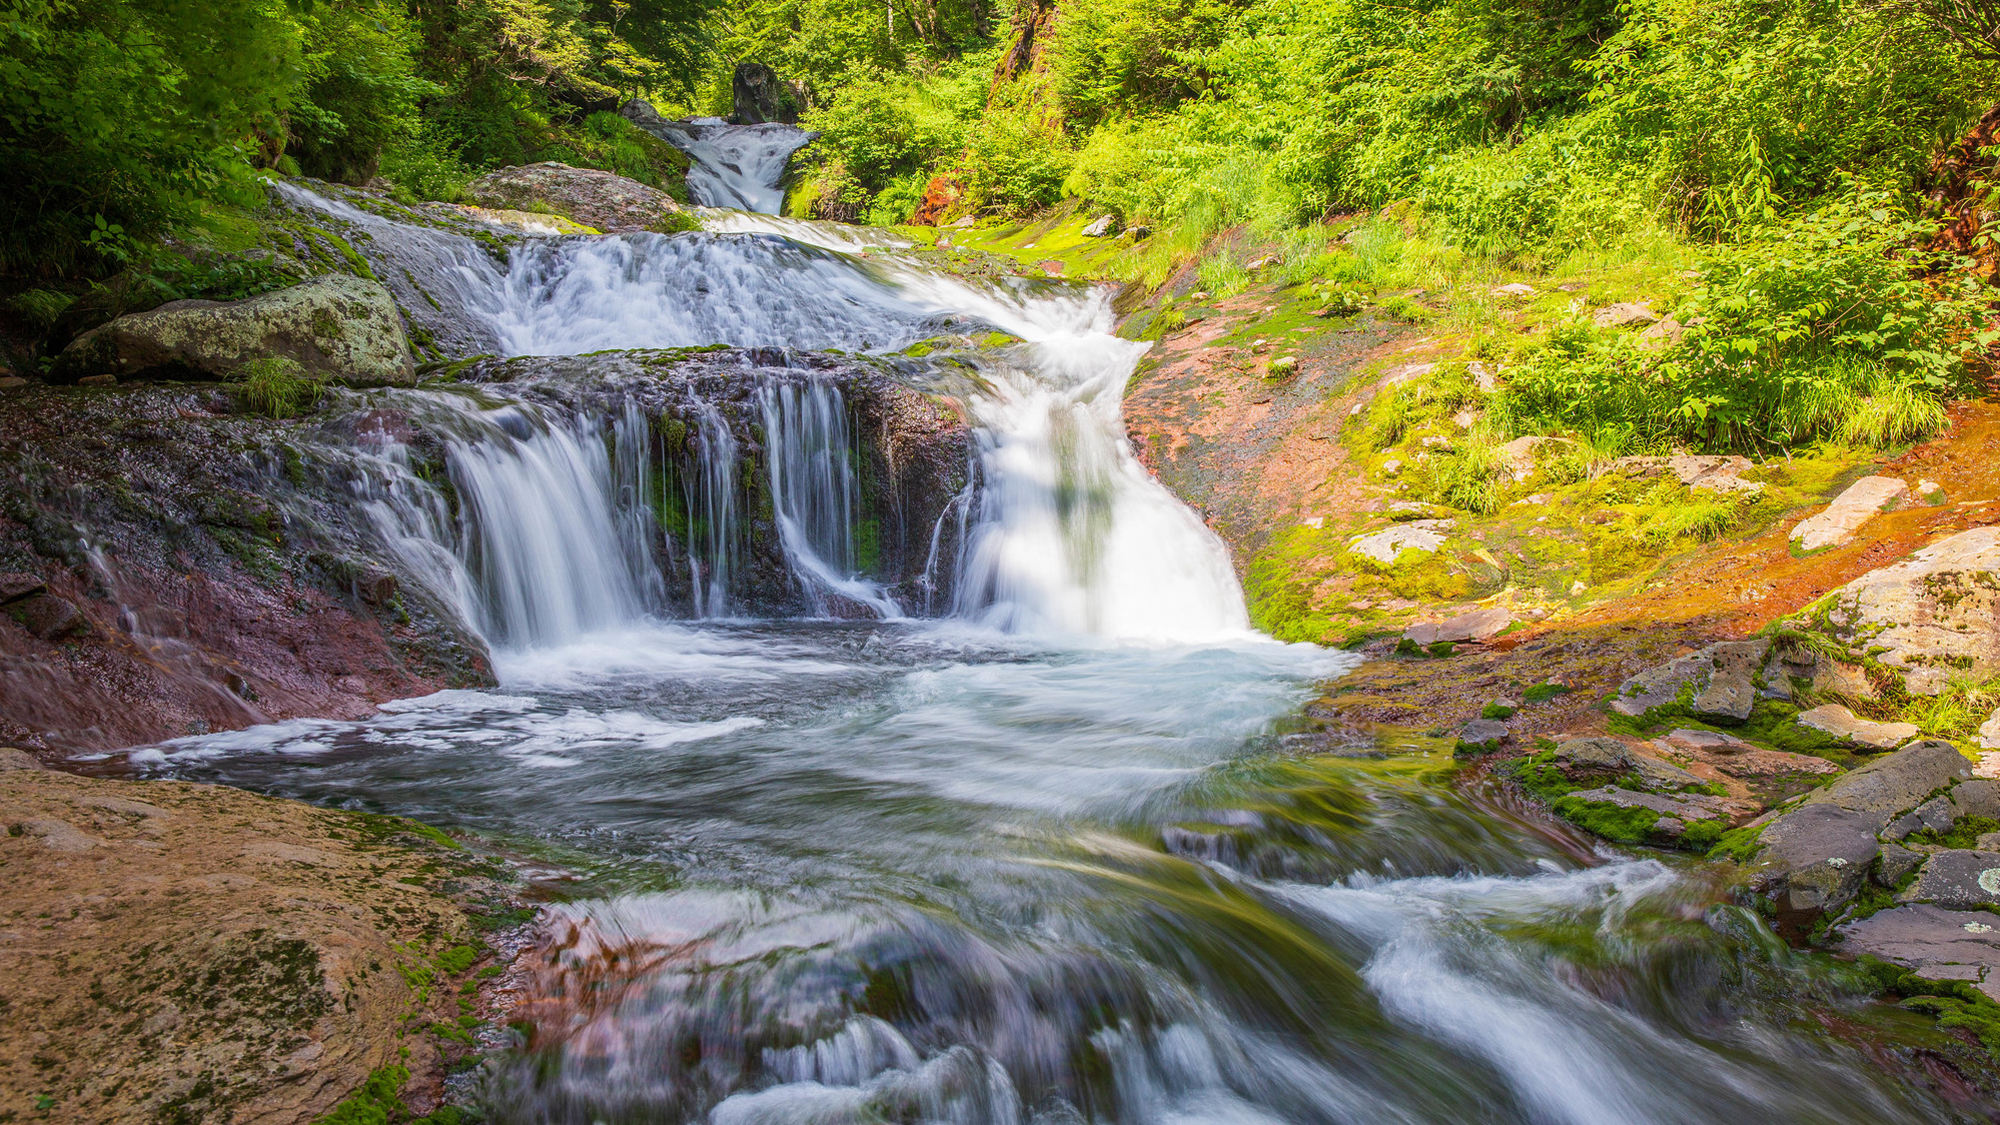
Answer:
0;752;529;1124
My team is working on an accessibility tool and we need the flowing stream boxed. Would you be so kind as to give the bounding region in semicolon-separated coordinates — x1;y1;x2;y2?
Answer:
120;129;1980;1123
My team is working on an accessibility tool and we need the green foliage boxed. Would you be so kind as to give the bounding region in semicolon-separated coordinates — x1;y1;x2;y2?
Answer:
1522;681;1570;703
1861;955;2000;1058
236;357;323;419
1550;795;1662;844
1907;815;2000;850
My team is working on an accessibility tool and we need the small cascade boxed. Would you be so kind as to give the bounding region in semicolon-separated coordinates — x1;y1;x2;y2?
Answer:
681;402;741;618
761;379;901;618
634;117;816;214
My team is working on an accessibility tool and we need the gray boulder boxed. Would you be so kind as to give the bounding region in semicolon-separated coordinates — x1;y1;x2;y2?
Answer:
1883;794;1958;840
1611;639;1767;722
1751;802;1881;921
1954;779;2000;819
53;276;415;387
1836;904;2000;999
1876;840;1924;886
462;161;687;234
1812;526;2000;694
1551;736;1703;792
1803;740;1971;828
1793;703;1917;751
1899;850;2000;909
1455;719;1509;755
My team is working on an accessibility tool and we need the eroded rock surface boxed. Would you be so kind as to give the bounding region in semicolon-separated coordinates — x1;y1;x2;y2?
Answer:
1790;475;1909;552
0;768;511;1125
463;162;687;234
1812;526;2000;694
1612;639;1767;721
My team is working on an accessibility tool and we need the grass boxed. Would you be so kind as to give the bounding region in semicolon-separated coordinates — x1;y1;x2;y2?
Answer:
236;356;323;419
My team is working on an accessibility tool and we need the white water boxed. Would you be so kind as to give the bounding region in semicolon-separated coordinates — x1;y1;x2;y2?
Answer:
649;117;817;214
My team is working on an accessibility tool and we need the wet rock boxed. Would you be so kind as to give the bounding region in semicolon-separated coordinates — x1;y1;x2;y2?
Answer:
10;594;85;639
1592;301;1659;328
53;275;415;387
1551;736;1704;792
1877;840;1924;886
1803;740;1972;827
1752;803;1880;921
1563;785;1731;823
1081;215;1119;237
462;162;686;234
1611;639;1767;722
1404;606;1512;646
731;60;798;124
1667;454;1760;495
1836;904;2000;1000
0;571;45;604
1794;703;1918;751
1789;475;1909;552
1455;719;1509;755
1899;850;2000;908
1349;520;1451;565
0;747;44;770
1812;527;2000;693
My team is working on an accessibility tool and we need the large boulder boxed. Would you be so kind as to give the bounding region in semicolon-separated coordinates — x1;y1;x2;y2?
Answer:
731;61;800;125
1801;739;1972;826
461;162;687;234
52;275;415;387
1836;904;2000;1000
1812;526;2000;694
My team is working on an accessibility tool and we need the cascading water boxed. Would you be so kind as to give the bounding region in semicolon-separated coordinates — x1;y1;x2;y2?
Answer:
125;173;1991;1124
629;116;817;214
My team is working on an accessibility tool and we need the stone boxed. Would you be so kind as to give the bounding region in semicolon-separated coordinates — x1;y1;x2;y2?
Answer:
1403;606;1512;646
0;375;26;390
1803;740;1972;828
1794;703;1918;751
1900;850;2000;908
1562;785;1731;822
731;60;798;124
1876;841;1924;886
1492;282;1537;297
1789;475;1910;552
0;571;45;604
10;594;85;639
1837;904;2000;1000
1455;719;1510;755
1978;708;2000;750
1349;520;1452;565
1639;316;1684;346
1666;454;1760;495
78;373;116;385
1553;736;1632;771
1267;356;1298;377
1552;736;1704;792
1592;301;1660;328
1380;459;1403;477
1953;779;2000;819
1469;360;1498;393
54;275;416;387
1499;435;1550;481
24;817;104;853
0;747;44;770
1816;526;2000;694
1752;802;1881;919
463;161;687;234
1980;833;2000;851
1081;215;1119;238
1611;639;1767;721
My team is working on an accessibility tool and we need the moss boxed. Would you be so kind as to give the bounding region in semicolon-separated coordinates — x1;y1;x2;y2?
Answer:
1707;822;1766;863
310;1065;409;1125
1481;702;1517;720
1860;956;2000;1058
1906;815;2000;850
1523;682;1571;704
1550;795;1662;844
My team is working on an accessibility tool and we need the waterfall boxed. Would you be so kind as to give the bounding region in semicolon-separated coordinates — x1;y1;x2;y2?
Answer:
761;380;901;618
683;402;741;618
627;116;816;214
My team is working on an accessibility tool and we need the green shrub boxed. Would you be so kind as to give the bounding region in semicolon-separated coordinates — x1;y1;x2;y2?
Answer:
236;357;323;419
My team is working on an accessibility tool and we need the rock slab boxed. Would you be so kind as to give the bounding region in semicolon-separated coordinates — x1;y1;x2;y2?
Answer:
1838;904;2000;1001
1794;703;1918;750
463;161;686;234
54;275;415;387
1790;475;1909;552
1819;526;2000;694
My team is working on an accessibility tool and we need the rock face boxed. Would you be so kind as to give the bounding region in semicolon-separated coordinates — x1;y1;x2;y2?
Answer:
732;61;799;124
1901;850;2000;908
1611;638;1767;721
1403;606;1511;646
1350;520;1451;564
1811;526;2000;694
0;769;511;1124
52;276;415;387
1838;904;2000;1001
1790;475;1909;552
462;162;687;234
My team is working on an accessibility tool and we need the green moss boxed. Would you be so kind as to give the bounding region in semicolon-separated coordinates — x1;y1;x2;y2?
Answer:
1906;815;2000;850
1860;956;2000;1058
1551;795;1662;844
1707;822;1766;863
434;945;479;975
311;1065;408;1125
1481;702;1517;720
236;356;323;419
1523;682;1571;704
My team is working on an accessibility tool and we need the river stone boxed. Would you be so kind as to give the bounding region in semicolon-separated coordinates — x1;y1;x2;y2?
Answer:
1899;850;2000;908
1837;904;2000;999
462;161;686;234
1953;779;2000;819
1794;703;1918;751
1081;215;1118;237
1815;527;2000;694
1350;520;1451;565
53;276;415;387
1751;802;1880;918
1404;606;1512;646
0;747;43;771
1802;740;1972;828
1562;785;1730;822
1455;719;1509;755
0;572;44;604
1790;475;1909;552
1877;840;1924;886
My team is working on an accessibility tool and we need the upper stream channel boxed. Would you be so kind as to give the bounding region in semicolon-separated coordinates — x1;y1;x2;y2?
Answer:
112;125;1974;1123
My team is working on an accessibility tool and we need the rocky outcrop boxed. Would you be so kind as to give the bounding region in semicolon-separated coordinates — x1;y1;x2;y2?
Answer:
51;276;415;387
462;162;688;234
1802;526;2000;694
0;768;516;1124
1611;638;1767;721
1794;703;1918;750
731;61;800;125
1790;475;1909;552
